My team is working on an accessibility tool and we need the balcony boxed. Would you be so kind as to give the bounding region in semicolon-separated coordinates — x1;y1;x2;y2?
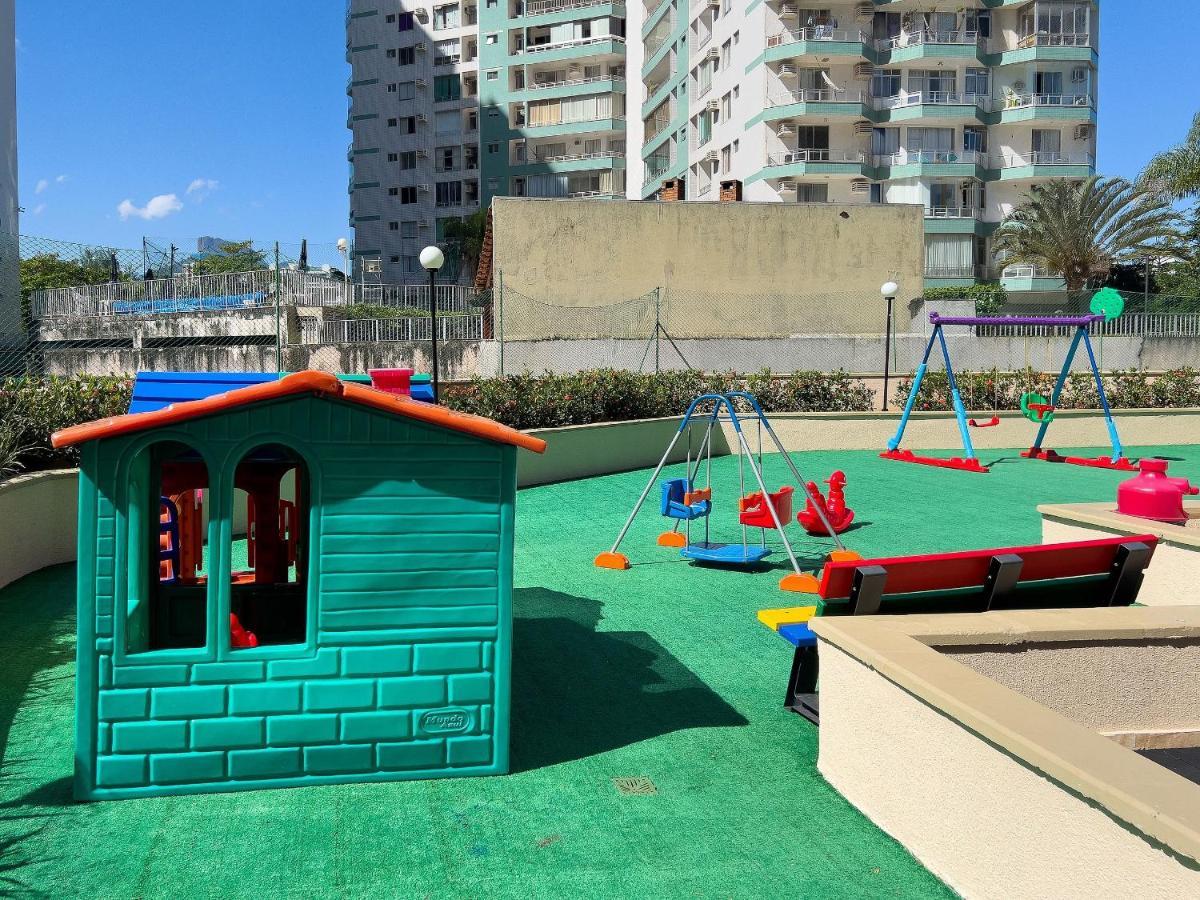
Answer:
876;149;986;177
877;29;986;63
764;27;869;62
1016;32;1091;50
525;73;623;93
996;31;1095;65
925;207;981;220
924;264;985;281
876;90;992;117
1000;263;1067;291
519;35;626;57
999;92;1096;123
993;150;1096;180
519;0;616;15
751;148;871;183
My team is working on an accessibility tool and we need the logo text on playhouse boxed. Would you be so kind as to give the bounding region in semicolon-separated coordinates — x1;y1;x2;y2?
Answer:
419;708;472;735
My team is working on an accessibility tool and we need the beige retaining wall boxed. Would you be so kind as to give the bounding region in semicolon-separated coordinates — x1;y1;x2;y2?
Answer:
1040;502;1200;608
812;608;1200;899
0;469;78;590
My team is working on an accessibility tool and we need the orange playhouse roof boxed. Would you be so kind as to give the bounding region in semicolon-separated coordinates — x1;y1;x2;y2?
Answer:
51;370;547;453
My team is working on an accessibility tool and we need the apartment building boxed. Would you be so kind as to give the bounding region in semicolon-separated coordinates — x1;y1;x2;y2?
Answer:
349;1;1098;289
347;0;483;280
1;0;18;331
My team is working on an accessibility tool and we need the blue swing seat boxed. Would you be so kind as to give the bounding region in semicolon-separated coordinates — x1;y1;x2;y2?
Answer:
660;478;710;521
680;542;771;566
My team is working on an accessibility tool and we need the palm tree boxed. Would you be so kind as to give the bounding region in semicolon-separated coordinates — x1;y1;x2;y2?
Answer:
1141;111;1200;200
993;176;1185;292
442;209;488;282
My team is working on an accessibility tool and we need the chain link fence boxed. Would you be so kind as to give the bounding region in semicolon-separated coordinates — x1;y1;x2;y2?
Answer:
3;234;1200;386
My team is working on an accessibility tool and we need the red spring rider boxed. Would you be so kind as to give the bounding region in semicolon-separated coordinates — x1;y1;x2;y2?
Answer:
1116;458;1198;525
798;470;855;535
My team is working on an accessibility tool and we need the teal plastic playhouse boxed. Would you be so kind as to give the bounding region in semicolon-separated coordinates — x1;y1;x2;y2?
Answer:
54;371;546;799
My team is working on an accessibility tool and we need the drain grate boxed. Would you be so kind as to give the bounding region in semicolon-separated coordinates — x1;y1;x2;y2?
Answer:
613;776;658;796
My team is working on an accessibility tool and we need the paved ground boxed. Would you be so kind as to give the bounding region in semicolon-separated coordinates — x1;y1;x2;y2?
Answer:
2;443;1196;898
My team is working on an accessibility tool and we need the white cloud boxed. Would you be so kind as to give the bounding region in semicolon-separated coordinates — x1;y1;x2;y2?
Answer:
186;178;219;197
56;174;68;184
117;193;184;221
32;203;46;215
34;178;48;194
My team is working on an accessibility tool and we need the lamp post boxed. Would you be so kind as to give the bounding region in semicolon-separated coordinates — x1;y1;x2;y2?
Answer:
880;281;898;412
336;237;351;305
421;245;446;403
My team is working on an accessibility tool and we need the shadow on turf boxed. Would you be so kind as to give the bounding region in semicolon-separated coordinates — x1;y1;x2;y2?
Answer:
509;588;747;772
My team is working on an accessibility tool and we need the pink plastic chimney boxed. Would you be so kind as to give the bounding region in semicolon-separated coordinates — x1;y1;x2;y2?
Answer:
368;368;414;398
1116;458;1198;524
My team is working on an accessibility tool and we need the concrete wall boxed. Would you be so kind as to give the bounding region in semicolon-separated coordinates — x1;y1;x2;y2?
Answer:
490;198;926;339
0;470;77;590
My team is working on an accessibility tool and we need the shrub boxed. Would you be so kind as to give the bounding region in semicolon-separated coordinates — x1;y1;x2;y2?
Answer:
326;303;470;321
0;375;132;473
922;282;1008;317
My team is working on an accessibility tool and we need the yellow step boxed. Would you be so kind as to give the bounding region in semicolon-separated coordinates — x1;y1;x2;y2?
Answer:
756;605;817;631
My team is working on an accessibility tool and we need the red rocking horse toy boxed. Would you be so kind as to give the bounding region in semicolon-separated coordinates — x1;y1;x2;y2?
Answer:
797;470;855;536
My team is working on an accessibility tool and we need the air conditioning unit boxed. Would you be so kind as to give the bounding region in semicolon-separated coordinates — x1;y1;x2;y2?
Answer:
706;99;720;111
777;121;795;136
415;41;427;52
778;64;797;76
705;149;720;162
853;119;873;135
1074;124;1093;140
777;180;797;192
418;220;432;228
417;113;429;123
855;2;873;18
1071;66;1088;83
850;179;871;193
364;258;382;274
413;9;429;22
1013;80;1025;92
707;0;720;7
853;62;873;79
415;78;427;88
416;149;429;158
780;4;798;17
707;46;721;60
418;184;431;192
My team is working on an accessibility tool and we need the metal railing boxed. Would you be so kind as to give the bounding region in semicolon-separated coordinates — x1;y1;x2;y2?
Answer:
533;149;625;163
924;265;984;279
520;0;614;15
308;315;484;345
877;90;991;111
1002;92;1094;110
876;29;983;52
995;151;1095;168
525;73;623;92
768;149;867;165
925;207;981;219
969;315;1200;339
520;34;626;54
769;88;865;106
1016;31;1091;49
1000;264;1060;280
878;149;981;166
766;27;867;48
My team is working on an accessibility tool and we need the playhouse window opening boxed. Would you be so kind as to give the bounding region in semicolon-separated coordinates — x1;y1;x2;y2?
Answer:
230;444;309;648
130;441;210;653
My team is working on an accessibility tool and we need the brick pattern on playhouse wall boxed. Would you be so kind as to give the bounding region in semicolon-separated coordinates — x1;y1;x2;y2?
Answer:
80;394;513;797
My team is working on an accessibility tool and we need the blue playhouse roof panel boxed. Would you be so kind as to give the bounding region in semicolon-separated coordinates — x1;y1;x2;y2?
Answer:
129;371;279;414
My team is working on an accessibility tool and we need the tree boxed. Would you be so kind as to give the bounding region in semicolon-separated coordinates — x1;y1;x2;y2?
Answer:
189;240;268;275
442;209;487;282
1141;111;1200;201
993;176;1186;292
19;250;116;296
1155;209;1200;302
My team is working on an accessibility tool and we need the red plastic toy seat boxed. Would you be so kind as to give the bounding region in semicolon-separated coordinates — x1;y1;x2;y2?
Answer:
739;486;794;528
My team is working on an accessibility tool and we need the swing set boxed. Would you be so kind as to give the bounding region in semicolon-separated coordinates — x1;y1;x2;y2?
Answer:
883;291;1136;474
594;392;859;593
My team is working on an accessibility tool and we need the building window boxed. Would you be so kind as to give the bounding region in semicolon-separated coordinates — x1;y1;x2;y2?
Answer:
436;146;460;171
436;181;463;207
487;142;500;153
400;116;417;133
230;444;309;648
387;83;398;93
387;152;399;162
401;186;418;204
128;441;209;653
398;47;415;66
401;221;418;238
397;81;416;100
390;255;400;263
965;67;990;98
435;39;461;66
485;69;499;80
433;3;459;30
389;221;399;230
387;48;397;58
796;183;829;203
435;74;462;102
400;151;417;169
398;12;414;30
387;117;398;127
386;13;396;22
388;187;399;196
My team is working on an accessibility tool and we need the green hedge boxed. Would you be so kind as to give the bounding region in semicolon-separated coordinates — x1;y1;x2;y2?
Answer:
442;369;875;429
0;375;132;474
893;367;1200;410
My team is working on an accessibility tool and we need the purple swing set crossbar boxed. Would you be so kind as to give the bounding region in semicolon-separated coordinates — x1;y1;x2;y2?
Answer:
929;313;1104;327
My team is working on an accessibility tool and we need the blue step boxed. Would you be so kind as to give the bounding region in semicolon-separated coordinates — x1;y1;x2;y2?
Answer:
680;542;771;566
778;622;817;648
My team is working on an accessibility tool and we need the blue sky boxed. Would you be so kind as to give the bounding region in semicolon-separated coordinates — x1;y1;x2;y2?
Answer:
13;1;1199;253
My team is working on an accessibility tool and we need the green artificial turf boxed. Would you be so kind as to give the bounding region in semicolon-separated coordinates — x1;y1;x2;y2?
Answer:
3;444;1197;898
